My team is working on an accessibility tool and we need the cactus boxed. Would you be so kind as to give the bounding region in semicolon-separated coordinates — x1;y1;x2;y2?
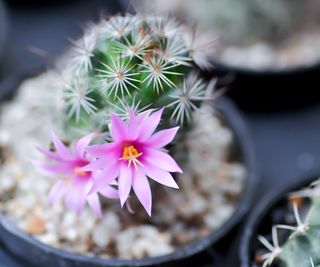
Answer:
57;14;215;141
33;13;219;216
258;179;320;267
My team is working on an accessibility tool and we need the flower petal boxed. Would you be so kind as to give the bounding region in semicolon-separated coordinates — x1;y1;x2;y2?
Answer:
110;113;128;141
99;186;119;199
132;168;152;216
88;163;120;194
87;193;102;217
64;179;87;214
143;163;179;189
75;133;94;158
133;110;153;126
86;143;119;158
138;108;163;140
145;127;179;149
128;109;153;139
118;164;133;207
36;147;61;161
32;161;71;177
80;158;113;172
51;131;73;160
144;148;182;173
127;109;139;139
48;180;68;203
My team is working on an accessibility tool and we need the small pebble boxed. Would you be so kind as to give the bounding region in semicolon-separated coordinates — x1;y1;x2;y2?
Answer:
92;212;120;247
25;215;46;235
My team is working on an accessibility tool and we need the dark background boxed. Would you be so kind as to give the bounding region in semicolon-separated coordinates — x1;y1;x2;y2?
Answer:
1;0;320;266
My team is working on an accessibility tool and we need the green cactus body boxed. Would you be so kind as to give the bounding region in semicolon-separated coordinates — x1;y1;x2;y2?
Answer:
59;14;213;141
279;229;319;267
259;183;320;267
279;196;320;267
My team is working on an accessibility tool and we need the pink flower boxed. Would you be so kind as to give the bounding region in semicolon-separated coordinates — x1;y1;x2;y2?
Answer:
82;109;182;216
34;132;118;216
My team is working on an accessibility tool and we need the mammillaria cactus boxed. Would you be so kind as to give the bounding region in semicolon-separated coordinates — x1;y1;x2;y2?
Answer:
258;179;320;267
35;14;217;216
59;14;214;140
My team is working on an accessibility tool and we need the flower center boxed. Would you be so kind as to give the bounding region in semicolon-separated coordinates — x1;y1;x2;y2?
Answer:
119;145;143;170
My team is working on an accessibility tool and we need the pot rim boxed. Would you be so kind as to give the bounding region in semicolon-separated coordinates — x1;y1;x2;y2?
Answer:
210;57;320;77
0;91;258;266
239;170;320;267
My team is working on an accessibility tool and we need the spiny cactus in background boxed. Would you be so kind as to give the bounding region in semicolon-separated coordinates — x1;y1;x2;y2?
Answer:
59;14;215;140
258;179;320;267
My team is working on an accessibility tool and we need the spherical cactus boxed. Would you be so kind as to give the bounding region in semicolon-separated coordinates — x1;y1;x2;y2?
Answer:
57;14;215;141
32;13;219;216
258;179;320;267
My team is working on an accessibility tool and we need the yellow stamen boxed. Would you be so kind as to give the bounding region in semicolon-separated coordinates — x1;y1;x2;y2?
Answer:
74;167;87;176
119;145;143;170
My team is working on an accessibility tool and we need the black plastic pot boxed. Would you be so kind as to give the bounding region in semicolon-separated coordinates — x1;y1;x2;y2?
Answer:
0;0;126;107
210;58;320;112
0;91;258;267
0;0;8;65
6;0;75;7
240;171;320;267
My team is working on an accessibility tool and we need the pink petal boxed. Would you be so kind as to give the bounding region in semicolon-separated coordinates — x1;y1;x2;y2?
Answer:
88;163;120;194
145;127;179;149
143;163;179;189
64;179;87;214
80;158;112;172
99;186;119;199
87;193;102;217
118;164;133;207
144;148;182;173
75;133;94;158
127;109;153;139
48;180;68;203
51;131;73;160
32;161;71;177
132;168;152;216
36;147;61;161
110;113;128;141
86;143;119;158
127;109;139;139
136;110;153;121
138;109;163;140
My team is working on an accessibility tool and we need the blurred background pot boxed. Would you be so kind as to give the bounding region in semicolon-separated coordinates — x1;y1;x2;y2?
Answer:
129;0;320;112
211;63;320;112
0;0;8;71
0;0;123;101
